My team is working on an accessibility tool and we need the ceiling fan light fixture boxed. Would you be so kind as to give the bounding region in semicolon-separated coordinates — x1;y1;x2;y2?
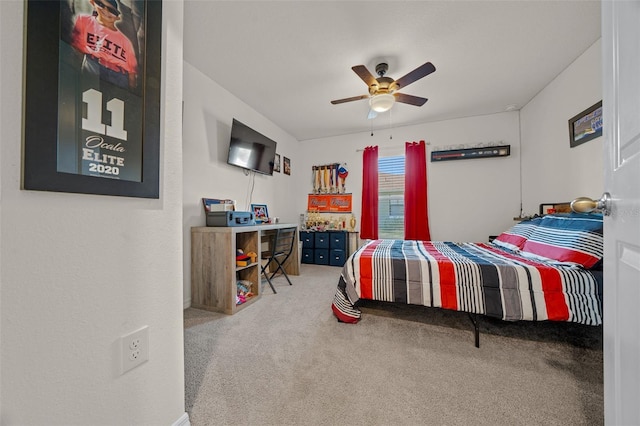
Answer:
370;93;395;112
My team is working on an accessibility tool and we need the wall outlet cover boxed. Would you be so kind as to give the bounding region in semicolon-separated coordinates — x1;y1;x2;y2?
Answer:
121;326;149;374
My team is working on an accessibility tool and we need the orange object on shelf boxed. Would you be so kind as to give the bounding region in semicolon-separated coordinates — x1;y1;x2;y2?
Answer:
246;251;257;263
307;194;352;213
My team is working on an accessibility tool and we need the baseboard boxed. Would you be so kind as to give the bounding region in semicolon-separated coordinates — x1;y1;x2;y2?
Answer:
183;298;191;309
172;412;190;426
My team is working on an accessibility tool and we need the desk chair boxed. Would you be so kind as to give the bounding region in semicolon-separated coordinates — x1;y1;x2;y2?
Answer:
261;227;296;294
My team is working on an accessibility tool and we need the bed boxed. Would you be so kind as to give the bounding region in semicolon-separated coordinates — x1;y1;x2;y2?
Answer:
331;212;604;346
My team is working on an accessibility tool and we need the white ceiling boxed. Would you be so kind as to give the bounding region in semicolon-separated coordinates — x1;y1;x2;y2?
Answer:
183;1;601;142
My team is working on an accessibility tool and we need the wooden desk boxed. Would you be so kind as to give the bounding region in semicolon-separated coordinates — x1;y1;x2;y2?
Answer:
191;224;299;314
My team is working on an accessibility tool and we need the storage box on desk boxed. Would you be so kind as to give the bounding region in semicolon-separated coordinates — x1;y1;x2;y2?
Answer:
209;203;235;212
206;211;255;227
202;198;235;212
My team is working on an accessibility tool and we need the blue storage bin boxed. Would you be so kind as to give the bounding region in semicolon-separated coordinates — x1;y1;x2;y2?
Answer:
329;232;346;250
329;249;346;266
301;248;314;264
300;231;314;249
314;233;329;249
314;249;329;265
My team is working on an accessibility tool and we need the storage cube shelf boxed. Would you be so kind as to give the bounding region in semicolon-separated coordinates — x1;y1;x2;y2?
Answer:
300;230;349;267
191;224;301;314
191;226;261;315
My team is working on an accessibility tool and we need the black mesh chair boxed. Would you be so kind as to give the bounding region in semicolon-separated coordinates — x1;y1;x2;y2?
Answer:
261;227;296;294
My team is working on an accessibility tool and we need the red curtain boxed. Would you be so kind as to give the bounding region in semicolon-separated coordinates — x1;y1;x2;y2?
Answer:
404;141;431;240
360;146;378;240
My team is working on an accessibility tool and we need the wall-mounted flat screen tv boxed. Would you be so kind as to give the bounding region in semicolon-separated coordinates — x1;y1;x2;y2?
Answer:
227;119;277;176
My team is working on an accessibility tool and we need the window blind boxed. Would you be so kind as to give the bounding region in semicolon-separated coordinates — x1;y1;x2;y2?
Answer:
378;155;405;239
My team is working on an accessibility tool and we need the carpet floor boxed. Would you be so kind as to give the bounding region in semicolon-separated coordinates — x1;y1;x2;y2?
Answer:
184;264;603;426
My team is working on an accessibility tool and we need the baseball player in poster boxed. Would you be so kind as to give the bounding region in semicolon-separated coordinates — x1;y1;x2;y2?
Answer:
71;0;138;90
55;0;145;182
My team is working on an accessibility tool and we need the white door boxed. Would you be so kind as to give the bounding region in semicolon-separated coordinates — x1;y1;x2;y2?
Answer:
602;1;640;424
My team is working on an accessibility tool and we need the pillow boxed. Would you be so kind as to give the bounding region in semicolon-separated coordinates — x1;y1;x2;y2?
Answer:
492;217;544;251
520;213;603;268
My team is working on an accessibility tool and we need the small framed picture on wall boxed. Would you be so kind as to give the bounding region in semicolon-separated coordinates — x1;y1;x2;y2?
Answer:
568;101;603;148
273;154;281;173
283;156;291;175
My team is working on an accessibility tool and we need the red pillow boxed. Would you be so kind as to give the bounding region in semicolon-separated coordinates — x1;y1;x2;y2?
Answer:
520;214;603;268
492;217;543;251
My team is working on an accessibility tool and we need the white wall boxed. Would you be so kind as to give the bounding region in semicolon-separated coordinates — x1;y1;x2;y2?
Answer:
520;39;603;214
0;1;187;425
298;112;522;242
182;62;301;307
296;40;603;243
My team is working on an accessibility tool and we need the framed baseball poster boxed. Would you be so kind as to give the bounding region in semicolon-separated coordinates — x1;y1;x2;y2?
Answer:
23;0;162;198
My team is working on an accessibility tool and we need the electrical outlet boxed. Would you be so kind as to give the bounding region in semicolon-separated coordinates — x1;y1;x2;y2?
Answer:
121;326;149;374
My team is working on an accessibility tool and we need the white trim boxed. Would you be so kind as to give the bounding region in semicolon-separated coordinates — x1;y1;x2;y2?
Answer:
172;412;190;426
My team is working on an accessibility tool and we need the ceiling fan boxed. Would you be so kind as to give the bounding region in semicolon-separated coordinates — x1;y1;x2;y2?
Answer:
330;61;436;118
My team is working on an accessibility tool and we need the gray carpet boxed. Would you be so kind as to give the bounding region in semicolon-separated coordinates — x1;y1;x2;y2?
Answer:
184;264;603;426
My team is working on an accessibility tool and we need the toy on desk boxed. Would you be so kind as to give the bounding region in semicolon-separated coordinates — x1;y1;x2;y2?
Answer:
236;249;257;267
236;249;250;267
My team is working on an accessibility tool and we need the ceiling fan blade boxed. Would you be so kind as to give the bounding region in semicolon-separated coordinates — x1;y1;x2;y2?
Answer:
367;108;377;120
351;65;377;87
394;93;428;106
394;62;436;89
330;94;369;105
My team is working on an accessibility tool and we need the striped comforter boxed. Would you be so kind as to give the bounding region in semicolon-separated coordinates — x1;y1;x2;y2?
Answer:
332;239;603;325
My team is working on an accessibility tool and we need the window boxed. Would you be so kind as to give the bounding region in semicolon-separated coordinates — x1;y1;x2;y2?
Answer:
378;155;405;239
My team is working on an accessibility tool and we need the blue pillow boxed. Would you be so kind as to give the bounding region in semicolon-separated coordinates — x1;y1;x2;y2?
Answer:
521;213;603;268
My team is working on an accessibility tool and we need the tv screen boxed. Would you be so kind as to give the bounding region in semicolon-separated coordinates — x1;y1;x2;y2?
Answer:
227;119;277;176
